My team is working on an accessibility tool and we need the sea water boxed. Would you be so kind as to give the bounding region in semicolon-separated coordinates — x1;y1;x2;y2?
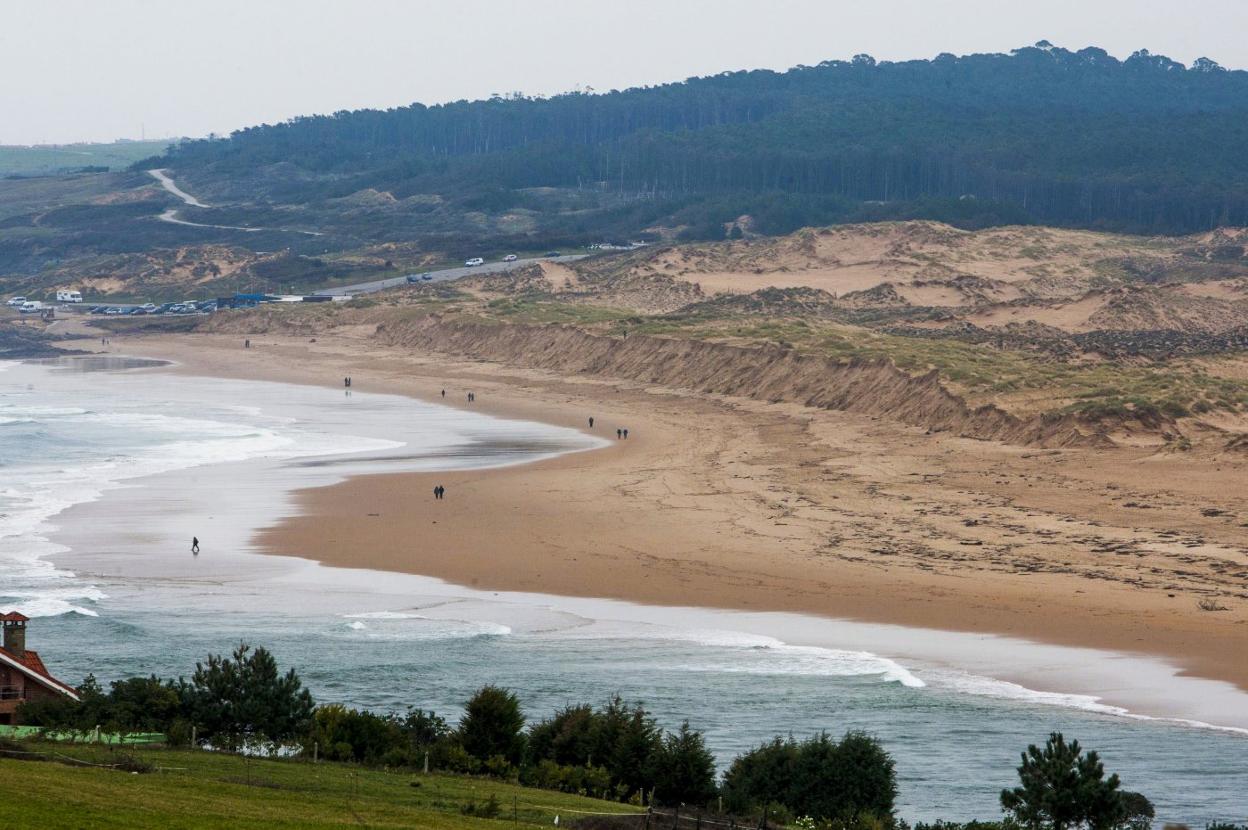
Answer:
1;357;1245;823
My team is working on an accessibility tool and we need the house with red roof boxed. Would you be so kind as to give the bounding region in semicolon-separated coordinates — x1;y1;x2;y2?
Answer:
0;612;79;724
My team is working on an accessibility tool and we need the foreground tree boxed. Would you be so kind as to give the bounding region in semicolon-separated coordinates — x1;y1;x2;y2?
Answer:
1001;733;1127;830
179;644;314;751
458;685;526;766
648;721;718;807
723;731;896;821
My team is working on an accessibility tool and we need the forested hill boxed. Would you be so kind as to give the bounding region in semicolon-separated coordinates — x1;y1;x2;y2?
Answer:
155;43;1248;236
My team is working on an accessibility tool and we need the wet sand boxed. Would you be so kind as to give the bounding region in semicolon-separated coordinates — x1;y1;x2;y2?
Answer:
80;329;1248;699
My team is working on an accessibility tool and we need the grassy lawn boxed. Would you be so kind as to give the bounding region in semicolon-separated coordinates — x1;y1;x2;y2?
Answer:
0;743;643;829
0;140;173;177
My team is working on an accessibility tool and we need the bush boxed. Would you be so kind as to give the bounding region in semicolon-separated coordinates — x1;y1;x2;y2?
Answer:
305;704;403;763
178;644;315;751
723;732;896;821
458;685;526;767
1001;733;1128;830
648;721;718;807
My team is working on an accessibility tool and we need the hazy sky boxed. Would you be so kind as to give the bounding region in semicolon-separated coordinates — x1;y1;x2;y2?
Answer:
4;0;1248;145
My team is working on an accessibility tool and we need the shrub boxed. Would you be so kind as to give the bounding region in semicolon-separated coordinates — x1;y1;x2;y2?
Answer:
458;685;526;767
305;704;403;763
723;732;896;821
1001;733;1128;830
178;644;314;751
648;721;718;807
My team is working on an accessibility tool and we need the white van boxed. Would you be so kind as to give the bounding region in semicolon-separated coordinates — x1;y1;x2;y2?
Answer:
464;257;485;267
56;290;83;303
19;301;44;314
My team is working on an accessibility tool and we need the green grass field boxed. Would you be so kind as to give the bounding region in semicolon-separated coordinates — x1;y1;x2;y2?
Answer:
0;742;644;828
0;140;173;177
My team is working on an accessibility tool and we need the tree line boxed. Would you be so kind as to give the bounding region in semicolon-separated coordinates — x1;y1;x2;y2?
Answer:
150;43;1248;236
12;644;1210;828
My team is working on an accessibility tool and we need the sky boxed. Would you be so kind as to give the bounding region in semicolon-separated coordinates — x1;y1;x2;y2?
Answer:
3;0;1248;145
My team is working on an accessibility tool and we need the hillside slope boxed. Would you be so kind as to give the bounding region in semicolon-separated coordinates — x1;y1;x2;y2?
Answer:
158;43;1248;238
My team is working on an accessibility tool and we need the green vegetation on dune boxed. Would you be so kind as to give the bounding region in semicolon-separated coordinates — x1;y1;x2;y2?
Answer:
469;299;1248;417
0;745;639;829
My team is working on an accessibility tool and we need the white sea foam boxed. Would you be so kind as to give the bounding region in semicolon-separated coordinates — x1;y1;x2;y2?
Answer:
0;370;404;619
335;612;511;641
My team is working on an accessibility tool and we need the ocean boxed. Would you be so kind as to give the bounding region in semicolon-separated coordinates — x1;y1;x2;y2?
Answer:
1;356;1245;823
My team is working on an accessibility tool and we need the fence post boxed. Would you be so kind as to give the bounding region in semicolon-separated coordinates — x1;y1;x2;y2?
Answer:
313;741;318;763
423;751;429;774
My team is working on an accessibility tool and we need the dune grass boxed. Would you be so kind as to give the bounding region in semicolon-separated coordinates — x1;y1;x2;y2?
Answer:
0;742;642;829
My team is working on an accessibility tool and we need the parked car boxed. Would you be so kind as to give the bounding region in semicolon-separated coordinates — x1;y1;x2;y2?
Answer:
464;257;485;267
503;254;518;262
421;273;433;281
6;296;26;307
127;307;148;315
103;307;123;315
544;251;561;258
88;305;108;314
19;301;43;314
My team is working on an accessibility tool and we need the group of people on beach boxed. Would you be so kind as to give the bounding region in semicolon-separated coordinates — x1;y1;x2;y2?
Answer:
587;415;629;439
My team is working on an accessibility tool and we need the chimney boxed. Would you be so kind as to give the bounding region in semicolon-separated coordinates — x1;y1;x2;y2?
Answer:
2;614;27;658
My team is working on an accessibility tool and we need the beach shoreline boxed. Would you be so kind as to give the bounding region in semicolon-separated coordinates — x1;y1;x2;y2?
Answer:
60;329;1248;712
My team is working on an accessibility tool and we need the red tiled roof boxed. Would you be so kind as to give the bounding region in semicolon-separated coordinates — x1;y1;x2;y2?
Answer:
0;612;29;623
0;645;78;700
18;649;49;677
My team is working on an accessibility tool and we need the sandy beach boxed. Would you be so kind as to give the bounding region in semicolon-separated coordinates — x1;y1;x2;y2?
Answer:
77;327;1248;699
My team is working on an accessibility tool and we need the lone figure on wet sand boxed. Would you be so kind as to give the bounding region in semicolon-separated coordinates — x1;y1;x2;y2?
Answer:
588;417;594;428
191;536;200;555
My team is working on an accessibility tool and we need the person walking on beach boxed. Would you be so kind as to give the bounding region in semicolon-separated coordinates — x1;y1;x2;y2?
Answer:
588;417;594;428
191;536;200;556
441;389;446;398
244;339;250;349
616;428;622;439
623;428;629;439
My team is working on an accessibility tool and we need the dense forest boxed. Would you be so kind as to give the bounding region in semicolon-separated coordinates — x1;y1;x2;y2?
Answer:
154;43;1248;237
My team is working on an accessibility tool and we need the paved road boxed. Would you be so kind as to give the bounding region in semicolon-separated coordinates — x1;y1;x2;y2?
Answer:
313;255;589;297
